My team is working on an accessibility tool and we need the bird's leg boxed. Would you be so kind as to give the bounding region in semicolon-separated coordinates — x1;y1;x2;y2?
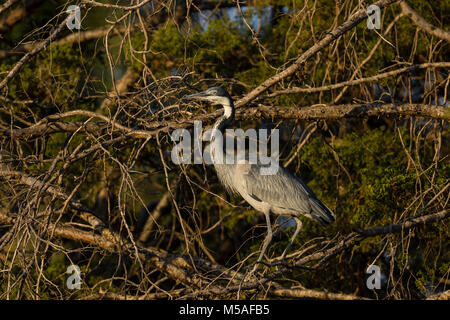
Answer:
279;217;302;261
251;209;272;273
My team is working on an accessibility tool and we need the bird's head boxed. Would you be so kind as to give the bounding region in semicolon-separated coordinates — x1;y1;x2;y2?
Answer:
183;86;232;106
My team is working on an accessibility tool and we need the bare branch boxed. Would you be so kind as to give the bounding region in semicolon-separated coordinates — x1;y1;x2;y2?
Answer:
0;0;21;16
400;1;450;42
263;62;450;97
0;16;69;92
271;288;369;300
1;103;446;140
236;0;400;107
0;0;45;34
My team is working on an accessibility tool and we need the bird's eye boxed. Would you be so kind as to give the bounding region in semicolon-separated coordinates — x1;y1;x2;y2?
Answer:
209;90;217;95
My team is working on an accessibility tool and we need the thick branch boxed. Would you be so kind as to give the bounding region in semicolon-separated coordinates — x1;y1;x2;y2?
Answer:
0;0;21;16
1;103;447;140
271;288;369;300
293;209;449;268
400;1;450;42
264;62;450;97
355;209;449;237
426;290;450;300
182;209;449;298
242;103;449;122
0;0;45;34
0;209;225;291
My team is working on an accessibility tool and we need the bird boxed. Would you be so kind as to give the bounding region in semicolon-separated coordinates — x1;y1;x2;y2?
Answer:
183;86;335;271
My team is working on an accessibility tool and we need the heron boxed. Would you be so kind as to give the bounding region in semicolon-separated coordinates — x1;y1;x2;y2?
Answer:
183;86;335;270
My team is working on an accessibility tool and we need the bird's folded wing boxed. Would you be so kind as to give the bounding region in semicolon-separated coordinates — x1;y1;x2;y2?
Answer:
243;164;316;214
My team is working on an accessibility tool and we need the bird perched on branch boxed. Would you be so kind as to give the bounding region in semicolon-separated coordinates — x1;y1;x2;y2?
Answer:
184;86;335;272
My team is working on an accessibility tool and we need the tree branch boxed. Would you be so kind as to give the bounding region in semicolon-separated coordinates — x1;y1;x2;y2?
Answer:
400;1;450;42
178;209;450;299
235;0;400;107
0;17;69;92
0;0;21;16
0;25;132;59
1;103;447;140
242;103;449;122
271;288;369;300
0;0;45;34
263;62;450;97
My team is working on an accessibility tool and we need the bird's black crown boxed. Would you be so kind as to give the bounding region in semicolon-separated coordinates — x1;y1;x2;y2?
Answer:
203;86;231;97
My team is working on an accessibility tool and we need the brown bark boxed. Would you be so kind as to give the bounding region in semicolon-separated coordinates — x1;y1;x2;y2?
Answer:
1;103;446;140
0;0;45;34
400;1;450;42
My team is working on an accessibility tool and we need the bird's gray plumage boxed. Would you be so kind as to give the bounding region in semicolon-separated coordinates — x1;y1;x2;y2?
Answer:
213;162;334;226
184;86;335;270
242;164;334;225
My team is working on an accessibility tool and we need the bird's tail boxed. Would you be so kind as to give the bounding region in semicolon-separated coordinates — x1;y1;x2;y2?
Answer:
309;197;335;226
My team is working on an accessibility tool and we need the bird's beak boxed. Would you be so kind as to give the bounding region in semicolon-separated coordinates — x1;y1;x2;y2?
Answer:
182;91;210;102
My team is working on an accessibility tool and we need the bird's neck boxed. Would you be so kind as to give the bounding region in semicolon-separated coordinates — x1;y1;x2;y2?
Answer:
212;97;234;132
213;97;234;133
210;97;234;163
